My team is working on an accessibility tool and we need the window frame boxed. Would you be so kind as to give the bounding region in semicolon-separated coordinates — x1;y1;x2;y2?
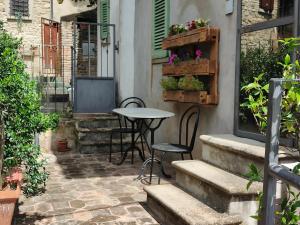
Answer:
152;0;170;59
234;0;300;143
6;0;32;20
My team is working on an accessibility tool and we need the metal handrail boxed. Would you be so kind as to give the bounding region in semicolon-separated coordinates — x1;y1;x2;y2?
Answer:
262;78;300;225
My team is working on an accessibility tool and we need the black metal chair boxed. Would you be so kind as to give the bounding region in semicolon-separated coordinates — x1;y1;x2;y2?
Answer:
151;105;200;183
109;97;148;163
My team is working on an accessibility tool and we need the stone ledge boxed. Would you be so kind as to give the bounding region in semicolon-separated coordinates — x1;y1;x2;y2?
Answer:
144;184;242;225
172;160;262;196
200;134;297;162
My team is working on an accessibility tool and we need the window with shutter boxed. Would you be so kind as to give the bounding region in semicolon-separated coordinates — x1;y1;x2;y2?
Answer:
100;0;110;40
10;0;29;17
152;0;170;59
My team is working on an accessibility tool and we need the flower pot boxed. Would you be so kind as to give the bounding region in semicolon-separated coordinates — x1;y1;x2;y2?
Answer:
0;184;21;225
57;139;69;152
0;169;22;225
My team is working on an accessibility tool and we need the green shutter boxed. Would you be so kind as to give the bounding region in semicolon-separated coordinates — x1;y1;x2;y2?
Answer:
100;0;110;40
152;0;170;59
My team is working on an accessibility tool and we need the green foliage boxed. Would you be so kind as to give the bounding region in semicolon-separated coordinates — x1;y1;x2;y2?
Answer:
245;163;263;190
160;77;178;91
240;74;269;133
178;76;204;91
278;186;300;225
246;163;300;224
240;45;287;88
240;38;300;137
0;21;59;196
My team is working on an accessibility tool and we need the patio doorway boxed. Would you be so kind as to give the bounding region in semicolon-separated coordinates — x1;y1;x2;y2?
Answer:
72;22;117;113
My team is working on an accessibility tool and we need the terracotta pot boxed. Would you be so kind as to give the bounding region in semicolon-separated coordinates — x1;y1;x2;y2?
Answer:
0;169;22;225
57;139;69;152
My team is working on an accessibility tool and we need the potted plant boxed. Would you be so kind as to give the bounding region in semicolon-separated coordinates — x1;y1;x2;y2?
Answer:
56;138;69;152
160;77;182;101
0;119;23;225
178;76;207;103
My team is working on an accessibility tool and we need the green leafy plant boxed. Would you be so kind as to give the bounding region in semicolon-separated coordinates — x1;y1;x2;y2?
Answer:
160;77;178;91
178;76;204;91
0;21;59;196
240;38;300;138
246;163;300;224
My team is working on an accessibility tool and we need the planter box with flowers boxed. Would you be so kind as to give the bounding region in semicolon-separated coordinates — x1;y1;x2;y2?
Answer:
161;76;209;104
161;18;219;105
162;59;215;76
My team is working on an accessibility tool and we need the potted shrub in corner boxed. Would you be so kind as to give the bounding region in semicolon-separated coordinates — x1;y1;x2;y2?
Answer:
0;21;59;224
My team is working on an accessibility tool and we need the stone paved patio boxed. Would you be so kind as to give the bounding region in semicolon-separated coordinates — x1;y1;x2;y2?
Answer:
15;150;172;225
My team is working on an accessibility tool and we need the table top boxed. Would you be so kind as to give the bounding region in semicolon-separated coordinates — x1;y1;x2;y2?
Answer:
112;107;175;119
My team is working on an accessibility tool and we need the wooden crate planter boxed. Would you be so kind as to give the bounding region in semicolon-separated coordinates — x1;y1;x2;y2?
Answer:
162;27;219;49
163;91;183;101
161;26;220;105
179;91;208;104
162;59;215;76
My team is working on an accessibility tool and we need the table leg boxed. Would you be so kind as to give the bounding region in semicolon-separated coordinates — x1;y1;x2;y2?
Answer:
116;119;145;165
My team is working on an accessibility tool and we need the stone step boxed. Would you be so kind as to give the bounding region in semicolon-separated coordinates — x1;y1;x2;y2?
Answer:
144;184;242;225
77;129;131;142
172;160;261;225
200;134;297;177
75;116;120;129
78;138;134;154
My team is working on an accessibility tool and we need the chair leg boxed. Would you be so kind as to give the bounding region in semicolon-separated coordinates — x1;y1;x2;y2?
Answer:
140;135;145;159
158;152;163;185
181;153;184;160
109;133;113;162
120;133;123;156
190;153;193;160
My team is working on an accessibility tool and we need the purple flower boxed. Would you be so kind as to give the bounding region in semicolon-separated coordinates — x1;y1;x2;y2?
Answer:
168;53;178;65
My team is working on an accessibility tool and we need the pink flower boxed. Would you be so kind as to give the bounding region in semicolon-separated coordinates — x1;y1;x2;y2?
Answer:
195;49;203;58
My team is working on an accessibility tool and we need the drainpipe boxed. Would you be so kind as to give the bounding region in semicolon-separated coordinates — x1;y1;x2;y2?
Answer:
50;0;54;20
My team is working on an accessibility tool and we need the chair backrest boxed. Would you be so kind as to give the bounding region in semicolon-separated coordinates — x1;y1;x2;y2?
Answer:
118;97;146;128
178;105;200;151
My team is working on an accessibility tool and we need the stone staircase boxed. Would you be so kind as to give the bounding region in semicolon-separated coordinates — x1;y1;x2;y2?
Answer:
144;134;298;225
74;113;130;154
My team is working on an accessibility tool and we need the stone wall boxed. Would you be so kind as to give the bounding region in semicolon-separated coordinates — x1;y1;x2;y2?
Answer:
241;0;280;50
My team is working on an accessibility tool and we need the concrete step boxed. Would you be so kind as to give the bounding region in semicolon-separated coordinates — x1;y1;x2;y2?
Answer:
144;184;242;225
200;134;297;177
172;160;262;225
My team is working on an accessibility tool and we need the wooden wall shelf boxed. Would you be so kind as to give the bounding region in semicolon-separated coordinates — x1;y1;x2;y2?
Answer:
161;26;220;105
162;59;215;76
162;27;219;50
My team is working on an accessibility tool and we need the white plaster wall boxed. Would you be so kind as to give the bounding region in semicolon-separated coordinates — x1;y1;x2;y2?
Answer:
118;0;136;99
132;0;238;158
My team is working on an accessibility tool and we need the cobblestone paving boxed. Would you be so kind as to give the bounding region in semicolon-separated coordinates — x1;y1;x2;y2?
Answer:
15;150;168;225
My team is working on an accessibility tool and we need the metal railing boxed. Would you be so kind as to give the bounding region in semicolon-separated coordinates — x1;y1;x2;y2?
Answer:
262;78;300;225
19;45;72;113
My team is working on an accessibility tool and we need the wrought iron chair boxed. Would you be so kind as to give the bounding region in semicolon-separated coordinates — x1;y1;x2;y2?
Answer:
109;97;148;163
151;105;200;183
